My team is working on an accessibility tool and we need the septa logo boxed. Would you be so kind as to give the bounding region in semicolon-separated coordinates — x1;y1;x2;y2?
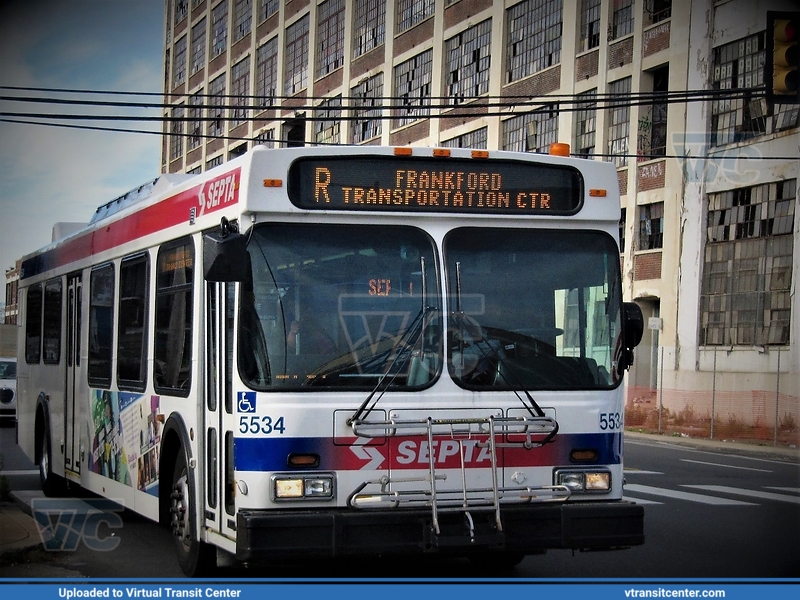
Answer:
198;168;241;216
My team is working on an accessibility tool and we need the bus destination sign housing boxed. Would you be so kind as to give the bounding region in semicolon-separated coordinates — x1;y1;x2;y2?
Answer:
287;156;583;215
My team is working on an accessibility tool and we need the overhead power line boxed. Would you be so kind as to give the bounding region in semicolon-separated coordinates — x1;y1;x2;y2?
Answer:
3;117;797;161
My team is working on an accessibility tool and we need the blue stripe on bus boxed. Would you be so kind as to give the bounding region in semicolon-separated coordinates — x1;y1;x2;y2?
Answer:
233;431;622;472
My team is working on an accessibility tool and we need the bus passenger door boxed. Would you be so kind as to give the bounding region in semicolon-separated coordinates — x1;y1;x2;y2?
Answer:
204;282;237;541
65;273;82;476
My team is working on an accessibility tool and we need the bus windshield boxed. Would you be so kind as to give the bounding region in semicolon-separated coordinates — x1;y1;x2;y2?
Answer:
241;223;440;390
444;228;622;390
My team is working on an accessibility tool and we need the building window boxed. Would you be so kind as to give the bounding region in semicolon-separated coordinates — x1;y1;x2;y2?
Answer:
445;19;492;106
638;202;663;250
316;0;345;78
206;155;223;170
353;0;385;59
314;95;341;145
208;74;226;138
232;0;252;43
190;19;206;75
638;66;668;159
441;127;488;149
396;0;434;35
619;207;627;253
607;76;631;167
172;35;187;88
175;0;188;24
711;33;766;146
645;0;671;25
254;129;275;147
210;0;229;60
574;88;597;157
578;0;601;53
501;106;559;153
611;0;634;39
701;179;795;346
393;49;433;128
170;104;185;160
188;91;204;151
350;72;383;143
117;254;149;392
284;15;309;96
230;56;251;129
257;0;278;23
255;37;278;110
89;264;115;388
505;0;563;84
154;238;194;396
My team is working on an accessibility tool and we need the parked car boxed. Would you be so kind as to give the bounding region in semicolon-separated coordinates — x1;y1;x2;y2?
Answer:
0;357;16;423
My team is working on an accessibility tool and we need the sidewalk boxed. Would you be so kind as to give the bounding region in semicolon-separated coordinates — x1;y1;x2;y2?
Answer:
0;494;43;557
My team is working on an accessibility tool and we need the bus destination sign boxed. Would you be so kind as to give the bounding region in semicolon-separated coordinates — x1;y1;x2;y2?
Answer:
287;156;583;215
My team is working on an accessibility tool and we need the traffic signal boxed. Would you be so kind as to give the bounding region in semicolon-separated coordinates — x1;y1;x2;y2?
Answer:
766;11;799;104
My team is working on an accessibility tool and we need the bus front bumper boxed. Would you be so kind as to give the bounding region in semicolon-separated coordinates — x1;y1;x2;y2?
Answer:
235;501;644;561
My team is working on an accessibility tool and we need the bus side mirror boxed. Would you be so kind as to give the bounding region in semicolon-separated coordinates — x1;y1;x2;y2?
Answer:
618;302;644;372
623;302;644;349
203;219;250;282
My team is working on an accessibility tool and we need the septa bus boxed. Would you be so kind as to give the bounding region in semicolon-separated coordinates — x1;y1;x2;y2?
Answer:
16;144;644;575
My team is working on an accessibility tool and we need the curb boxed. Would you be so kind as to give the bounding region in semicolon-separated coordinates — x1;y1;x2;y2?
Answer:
624;428;800;461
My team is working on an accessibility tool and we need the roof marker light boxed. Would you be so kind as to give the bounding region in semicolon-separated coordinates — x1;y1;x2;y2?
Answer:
549;143;570;156
589;189;607;197
263;179;283;187
394;147;413;156
432;148;451;157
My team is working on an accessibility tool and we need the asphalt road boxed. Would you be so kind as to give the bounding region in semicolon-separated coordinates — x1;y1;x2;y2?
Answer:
1;422;798;579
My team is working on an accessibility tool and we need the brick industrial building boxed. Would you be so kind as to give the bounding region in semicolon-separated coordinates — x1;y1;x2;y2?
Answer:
159;0;799;438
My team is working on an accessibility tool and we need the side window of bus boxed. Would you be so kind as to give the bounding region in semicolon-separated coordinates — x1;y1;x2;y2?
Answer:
154;238;194;397
43;279;63;364
25;284;43;364
118;253;149;392
88;264;115;388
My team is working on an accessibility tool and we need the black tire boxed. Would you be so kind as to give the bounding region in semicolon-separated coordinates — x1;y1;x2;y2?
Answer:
38;419;64;497
170;450;215;576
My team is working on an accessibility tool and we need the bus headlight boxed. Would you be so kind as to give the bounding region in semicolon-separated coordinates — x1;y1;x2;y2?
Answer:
272;474;335;501
554;469;611;493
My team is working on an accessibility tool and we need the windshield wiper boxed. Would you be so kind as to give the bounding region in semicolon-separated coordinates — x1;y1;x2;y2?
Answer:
349;256;435;424
451;262;557;444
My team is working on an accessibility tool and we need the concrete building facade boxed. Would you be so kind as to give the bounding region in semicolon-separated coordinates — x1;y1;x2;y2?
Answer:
161;0;799;433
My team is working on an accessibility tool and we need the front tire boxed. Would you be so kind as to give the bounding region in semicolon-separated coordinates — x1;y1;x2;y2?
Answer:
38;420;64;496
170;450;214;576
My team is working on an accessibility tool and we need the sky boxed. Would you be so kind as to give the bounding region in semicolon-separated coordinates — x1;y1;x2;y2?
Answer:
0;0;165;286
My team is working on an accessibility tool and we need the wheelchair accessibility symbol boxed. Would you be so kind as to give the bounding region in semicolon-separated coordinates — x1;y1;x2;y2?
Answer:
238;392;256;413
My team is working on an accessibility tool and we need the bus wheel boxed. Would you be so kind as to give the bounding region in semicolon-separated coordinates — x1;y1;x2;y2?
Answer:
38;420;63;497
170;451;214;576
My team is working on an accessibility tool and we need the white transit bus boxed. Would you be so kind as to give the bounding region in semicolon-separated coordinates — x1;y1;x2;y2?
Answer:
16;144;644;575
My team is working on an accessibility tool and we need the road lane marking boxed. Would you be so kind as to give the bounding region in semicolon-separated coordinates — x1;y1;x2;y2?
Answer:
623;483;755;505
680;459;772;472
0;469;39;475
623;469;664;475
765;487;800;494
684;485;800;504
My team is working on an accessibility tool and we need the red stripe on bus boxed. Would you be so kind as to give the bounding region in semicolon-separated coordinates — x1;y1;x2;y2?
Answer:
23;168;241;278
